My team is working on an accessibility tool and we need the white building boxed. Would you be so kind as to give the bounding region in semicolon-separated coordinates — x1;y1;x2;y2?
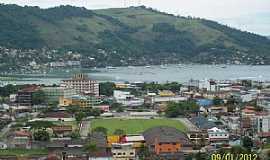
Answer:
256;114;270;133
207;127;229;143
113;90;144;107
111;143;136;160
61;74;99;96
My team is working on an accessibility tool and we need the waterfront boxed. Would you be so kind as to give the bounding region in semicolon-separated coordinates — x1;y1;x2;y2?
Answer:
1;64;270;85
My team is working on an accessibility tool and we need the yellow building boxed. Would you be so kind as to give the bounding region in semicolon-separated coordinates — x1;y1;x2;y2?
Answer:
59;95;101;108
107;135;120;147
115;83;129;89
158;90;175;97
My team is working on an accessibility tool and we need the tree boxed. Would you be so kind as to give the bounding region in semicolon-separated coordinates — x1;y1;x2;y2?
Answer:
165;103;179;118
32;90;46;105
91;108;102;117
34;129;50;141
165;101;199;117
92;127;108;135
84;142;97;153
75;111;86;122
242;136;253;151
70;131;80;139
114;129;125;136
99;82;115;96
138;145;151;160
213;96;223;106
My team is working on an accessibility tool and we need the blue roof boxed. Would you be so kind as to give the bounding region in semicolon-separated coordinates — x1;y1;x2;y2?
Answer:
196;99;213;107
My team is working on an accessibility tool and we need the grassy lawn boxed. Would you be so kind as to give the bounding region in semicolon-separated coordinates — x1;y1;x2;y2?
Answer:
90;118;187;135
0;149;48;157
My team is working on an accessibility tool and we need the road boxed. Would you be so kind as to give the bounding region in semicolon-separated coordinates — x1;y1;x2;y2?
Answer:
80;120;91;138
0;122;16;141
175;118;199;132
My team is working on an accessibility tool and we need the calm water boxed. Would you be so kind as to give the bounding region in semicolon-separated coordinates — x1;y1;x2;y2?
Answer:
1;65;270;85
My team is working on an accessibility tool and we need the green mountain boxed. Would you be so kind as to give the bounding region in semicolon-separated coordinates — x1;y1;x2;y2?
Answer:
1;4;270;65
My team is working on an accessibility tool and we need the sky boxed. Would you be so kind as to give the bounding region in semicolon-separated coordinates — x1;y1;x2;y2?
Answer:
1;0;270;36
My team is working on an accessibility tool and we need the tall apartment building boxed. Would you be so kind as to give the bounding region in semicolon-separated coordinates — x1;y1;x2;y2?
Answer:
16;85;40;107
61;74;99;96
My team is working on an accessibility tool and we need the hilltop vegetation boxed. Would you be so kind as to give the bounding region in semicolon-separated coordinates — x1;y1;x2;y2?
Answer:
0;4;270;66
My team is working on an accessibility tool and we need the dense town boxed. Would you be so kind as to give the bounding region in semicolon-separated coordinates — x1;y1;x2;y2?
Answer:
0;73;270;160
1;46;268;73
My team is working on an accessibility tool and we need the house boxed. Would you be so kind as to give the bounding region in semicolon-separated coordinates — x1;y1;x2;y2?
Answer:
113;90;144;107
92;105;110;112
208;106;228;114
0;142;7;149
120;135;145;148
190;115;216;131
46;139;88;158
207;127;229;144
111;143;136;160
186;131;209;145
52;125;73;137
8;130;32;149
89;132;111;158
241;106;256;117
143;126;192;157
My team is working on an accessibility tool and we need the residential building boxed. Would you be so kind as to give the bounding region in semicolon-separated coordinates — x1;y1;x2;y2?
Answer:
113;90;144;107
89;132;111;158
16;85;40;107
255;113;270;139
120;135;145;148
8;130;32;149
42;86;76;103
111;143;136;160
52;125;73;137
61;74;99;96
145;95;187;104
59;95;102;108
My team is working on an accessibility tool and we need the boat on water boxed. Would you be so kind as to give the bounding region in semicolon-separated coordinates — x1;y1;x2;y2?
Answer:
128;66;135;69
145;65;151;68
160;65;167;69
221;65;227;69
106;66;117;70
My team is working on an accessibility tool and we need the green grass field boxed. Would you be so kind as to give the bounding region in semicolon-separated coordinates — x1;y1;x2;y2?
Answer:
90;118;187;135
0;149;48;157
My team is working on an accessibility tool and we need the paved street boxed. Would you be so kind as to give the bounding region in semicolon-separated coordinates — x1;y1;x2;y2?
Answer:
80;120;91;138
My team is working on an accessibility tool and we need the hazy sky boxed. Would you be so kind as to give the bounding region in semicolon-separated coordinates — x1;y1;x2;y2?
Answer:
1;0;270;36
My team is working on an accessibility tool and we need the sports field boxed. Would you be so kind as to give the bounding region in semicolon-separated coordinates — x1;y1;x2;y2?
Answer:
90;118;187;135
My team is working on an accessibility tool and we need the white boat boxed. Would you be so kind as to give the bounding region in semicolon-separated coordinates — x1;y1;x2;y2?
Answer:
145;65;151;68
128;66;135;69
106;66;117;70
160;65;167;69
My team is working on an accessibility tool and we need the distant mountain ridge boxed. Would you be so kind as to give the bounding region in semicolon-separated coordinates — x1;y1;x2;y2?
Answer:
0;4;270;65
